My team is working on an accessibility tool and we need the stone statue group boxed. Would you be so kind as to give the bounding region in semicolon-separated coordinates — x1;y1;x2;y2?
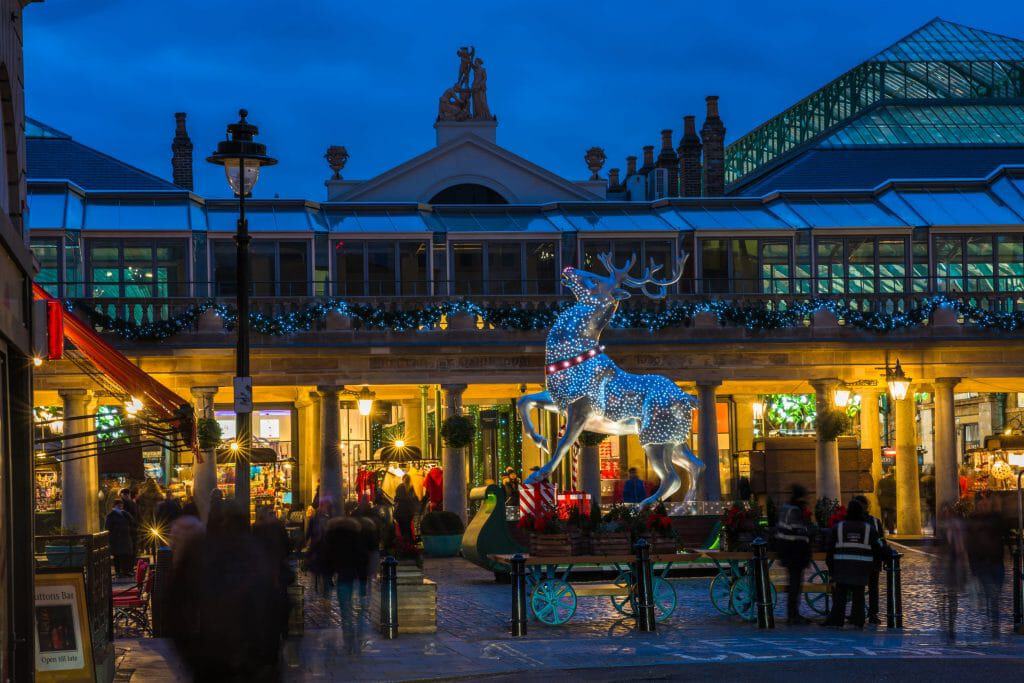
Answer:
438;46;492;122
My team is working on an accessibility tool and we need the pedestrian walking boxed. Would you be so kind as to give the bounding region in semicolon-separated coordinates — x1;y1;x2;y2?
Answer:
323;515;369;655
305;498;334;596
966;494;1007;639
623;467;646;504
776;484;812;625
105;499;134;576
854;494;886;624
393;474;419;540
877;470;896;534
825;498;883;628
936;502;969;642
119;488;140;559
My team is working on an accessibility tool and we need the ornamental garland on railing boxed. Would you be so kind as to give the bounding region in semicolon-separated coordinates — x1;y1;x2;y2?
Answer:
72;294;1024;342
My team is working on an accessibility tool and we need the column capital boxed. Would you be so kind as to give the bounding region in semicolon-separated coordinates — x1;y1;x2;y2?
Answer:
934;377;961;388
315;385;341;397
440;384;467;395
809;378;841;392
695;379;722;389
58;388;90;399
190;386;219;400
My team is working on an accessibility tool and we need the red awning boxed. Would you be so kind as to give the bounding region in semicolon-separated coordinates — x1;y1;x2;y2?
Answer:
33;283;199;458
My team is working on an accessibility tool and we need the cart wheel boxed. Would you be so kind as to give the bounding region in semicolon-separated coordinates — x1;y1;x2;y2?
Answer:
731;575;776;622
709;572;734;615
530;578;577;626
650;577;677;622
610;571;634;616
804;569;832;616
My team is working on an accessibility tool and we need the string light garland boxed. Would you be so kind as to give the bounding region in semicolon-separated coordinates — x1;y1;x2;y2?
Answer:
73;294;1024;343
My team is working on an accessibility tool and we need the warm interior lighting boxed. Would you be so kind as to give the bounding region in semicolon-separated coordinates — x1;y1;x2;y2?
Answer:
32;356;43;367
833;388;851;408
752;400;765;421
886;360;911;401
124;396;144;417
356;386;375;416
394;439;406;448
229;441;240;452
1007;452;1024;468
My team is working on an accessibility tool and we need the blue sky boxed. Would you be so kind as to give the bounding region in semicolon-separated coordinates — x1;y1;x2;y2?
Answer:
24;1;1024;199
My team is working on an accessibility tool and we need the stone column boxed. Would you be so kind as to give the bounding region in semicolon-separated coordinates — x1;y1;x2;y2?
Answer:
895;392;922;535
296;392;320;507
441;384;467;522
811;379;842;502
933;378;960;516
60;389;97;534
733;394;757;452
317;386;343;512
190;386;219;521
579;444;601;506
697;380;722;501
418;385;430;456
403;397;423;450
860;391;882;511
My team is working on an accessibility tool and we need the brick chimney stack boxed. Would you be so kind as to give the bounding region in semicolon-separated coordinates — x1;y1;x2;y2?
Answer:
608;168;621;191
700;96;726;196
625;155;637;179
639;145;655;175
171;112;194;191
656;129;679;196
678;115;703;197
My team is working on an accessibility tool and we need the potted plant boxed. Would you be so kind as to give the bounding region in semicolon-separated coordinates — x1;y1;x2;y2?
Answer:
816;408;852;442
519;509;570;556
420;510;465;557
44;528;87;567
197;417;222;450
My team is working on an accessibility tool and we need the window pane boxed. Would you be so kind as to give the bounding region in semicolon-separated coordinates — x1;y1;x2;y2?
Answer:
816;239;843;294
700;239;728;293
250;241;276;296
487;242;521;295
399;241;428;296
335;239;364;297
912;239;929;293
760;241;790;294
878;239;906;293
213;240;237;296
452;242;483;295
27;192;66;228
997;234;1024;291
731;239;757;293
581;241;611;272
31;238;60;296
965;235;993;292
279;241;309;296
525;241;557;295
935;237;962;292
643;240;674;293
366;241;396;296
847;238;875;294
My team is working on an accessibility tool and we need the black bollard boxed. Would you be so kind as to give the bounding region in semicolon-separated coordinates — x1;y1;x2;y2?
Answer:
380;555;399;639
633;538;656;632
1012;544;1023;634
511;554;528;637
151;546;172;637
885;547;903;629
751;537;774;629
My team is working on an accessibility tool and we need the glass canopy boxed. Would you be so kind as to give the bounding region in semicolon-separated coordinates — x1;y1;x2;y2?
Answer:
820;104;1024;147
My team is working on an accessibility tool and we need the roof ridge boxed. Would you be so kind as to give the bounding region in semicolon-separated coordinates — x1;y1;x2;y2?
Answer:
870;17;1024;62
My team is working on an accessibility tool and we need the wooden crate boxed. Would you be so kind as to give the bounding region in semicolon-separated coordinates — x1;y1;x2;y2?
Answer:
530;533;572;557
591;532;632;556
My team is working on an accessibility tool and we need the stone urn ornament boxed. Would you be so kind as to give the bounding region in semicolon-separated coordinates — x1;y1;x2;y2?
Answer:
584;146;606;180
325;145;349;179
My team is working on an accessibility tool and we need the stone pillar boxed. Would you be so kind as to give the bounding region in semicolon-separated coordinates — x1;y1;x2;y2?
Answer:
317;386;343;512
60;389;97;534
810;379;842;502
933;378;960;516
418;385;430;456
403;397;423;451
895;392;922;535
190;386;218;521
579;444;601;506
697;380;722;501
441;384;467;523
733;395;757;452
296;392;320;507
860;391;882;511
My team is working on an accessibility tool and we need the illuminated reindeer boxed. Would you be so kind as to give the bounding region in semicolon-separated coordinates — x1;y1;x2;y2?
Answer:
518;251;703;506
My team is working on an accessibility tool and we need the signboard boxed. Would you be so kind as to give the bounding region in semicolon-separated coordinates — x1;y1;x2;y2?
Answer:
233;376;253;413
35;572;94;682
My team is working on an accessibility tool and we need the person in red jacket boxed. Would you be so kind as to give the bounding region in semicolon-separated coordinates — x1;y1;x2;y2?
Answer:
424;467;443;511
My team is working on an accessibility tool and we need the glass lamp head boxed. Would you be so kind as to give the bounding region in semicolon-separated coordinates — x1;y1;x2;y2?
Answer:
886;360;910;401
206;109;277;197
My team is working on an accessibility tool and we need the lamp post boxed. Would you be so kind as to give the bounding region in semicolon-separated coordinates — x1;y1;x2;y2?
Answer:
207;109;276;520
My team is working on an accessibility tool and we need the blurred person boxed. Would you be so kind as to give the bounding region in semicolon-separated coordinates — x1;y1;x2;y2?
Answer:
502;467;521;506
119;488;140;559
877;470;897;534
323;515;368;655
305;498;333;595
920;466;936;530
854;494;887;625
206;488;225;534
105;499;134;577
254;506;292;643
156;494;183;528
967;494;1008;639
825;498;882;629
169;502;204;564
623;467;646;504
776;484;812;624
393;474;419;540
936;502;969;643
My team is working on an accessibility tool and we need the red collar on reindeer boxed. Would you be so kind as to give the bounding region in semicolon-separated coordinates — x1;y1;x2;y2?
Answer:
545;345;606;375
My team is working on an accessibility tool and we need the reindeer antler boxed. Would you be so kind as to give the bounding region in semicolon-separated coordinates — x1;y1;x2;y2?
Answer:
596;252;636;285
623;250;690;299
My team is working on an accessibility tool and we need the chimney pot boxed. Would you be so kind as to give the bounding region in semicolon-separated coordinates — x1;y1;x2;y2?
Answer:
171;112;194;191
626;155;637;176
700;96;726;196
660;129;673;151
608;168;620;188
640;145;655;174
706;95;720;118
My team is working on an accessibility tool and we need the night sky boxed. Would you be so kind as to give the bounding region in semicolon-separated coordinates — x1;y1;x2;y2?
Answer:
24;1;1024;199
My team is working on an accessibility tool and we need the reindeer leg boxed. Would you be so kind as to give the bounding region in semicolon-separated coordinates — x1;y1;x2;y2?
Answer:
525;399;589;485
640;444;680;507
516;391;556;455
671;443;704;503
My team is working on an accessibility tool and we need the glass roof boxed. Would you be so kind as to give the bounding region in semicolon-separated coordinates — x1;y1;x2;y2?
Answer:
779;198;908;228
207;205;318;232
891;188;1024;226
726;19;1024;188
323;209;432;233
560;209;674;232
820;104;1024;147
661;204;793;230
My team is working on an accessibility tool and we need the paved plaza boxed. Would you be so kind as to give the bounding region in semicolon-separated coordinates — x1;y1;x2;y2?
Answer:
115;542;1024;680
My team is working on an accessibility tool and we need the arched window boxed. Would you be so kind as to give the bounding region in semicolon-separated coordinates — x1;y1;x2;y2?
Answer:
429;183;507;205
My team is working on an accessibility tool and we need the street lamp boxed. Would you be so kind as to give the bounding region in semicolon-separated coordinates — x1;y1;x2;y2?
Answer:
886;360;911;401
833;388;852;409
340;386;376;416
207;109;276;520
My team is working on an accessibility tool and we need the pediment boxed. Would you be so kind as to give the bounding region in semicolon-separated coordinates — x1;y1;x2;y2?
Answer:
334;134;601;203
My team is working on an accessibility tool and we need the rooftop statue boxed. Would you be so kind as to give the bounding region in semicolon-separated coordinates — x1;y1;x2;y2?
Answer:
438;46;495;122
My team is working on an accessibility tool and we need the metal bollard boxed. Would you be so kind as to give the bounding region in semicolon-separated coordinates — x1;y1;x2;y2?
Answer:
380;555;398;639
511;554;528;637
885;548;903;629
633;538;656;632
751;537;774;629
1012;544;1023;634
151;546;173;637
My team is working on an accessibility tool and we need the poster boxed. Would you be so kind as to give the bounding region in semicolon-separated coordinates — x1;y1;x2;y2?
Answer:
35;572;94;682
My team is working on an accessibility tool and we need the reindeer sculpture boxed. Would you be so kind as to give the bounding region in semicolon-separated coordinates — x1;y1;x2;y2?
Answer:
518;251;703;506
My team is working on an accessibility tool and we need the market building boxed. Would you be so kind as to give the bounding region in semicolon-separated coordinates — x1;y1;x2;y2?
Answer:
27;18;1024;536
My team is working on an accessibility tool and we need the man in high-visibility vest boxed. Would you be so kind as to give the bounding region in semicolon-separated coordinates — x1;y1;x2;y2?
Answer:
776;484;812;625
824;498;883;628
854;494;887;625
